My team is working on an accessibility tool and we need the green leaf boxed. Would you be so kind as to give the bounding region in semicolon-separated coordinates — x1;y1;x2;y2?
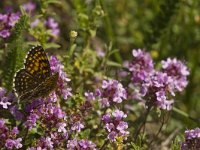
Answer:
26;41;41;47
43;0;61;5
2;14;28;90
171;136;182;150
9;14;29;42
108;49;119;57
80;129;91;138
43;43;61;49
106;60;122;67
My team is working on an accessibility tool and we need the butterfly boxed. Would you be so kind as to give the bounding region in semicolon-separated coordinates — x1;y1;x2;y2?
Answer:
13;46;59;103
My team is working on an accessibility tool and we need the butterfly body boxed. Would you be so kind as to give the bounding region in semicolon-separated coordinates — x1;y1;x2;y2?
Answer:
13;46;58;103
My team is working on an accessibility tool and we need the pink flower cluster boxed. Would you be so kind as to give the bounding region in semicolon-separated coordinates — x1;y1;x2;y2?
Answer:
96;80;127;107
0;12;20;38
129;49;189;110
181;128;200;150
102;109;129;141
67;139;96;150
0;119;22;149
0;87;12;109
50;56;72;99
24;102;69;149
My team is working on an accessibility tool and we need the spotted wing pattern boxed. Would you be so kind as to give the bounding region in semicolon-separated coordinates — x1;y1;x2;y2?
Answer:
24;46;51;81
13;46;58;103
13;69;39;96
19;73;59;101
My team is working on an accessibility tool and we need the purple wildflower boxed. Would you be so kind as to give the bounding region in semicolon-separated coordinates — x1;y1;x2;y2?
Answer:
24;113;39;129
4;6;13;13
0;87;16;109
102;109;129;142
44;17;60;39
128;49;189;111
67;139;96;150
5;139;15;149
24;99;67;132
181;128;200;150
30;136;54;149
0;119;22;149
108;131;117;141
0;12;20;38
53;106;66;119
24;98;44;113
142;71;175;110
14;138;23;149
31;17;60;41
27;147;43;150
102;114;111;123
30;18;39;27
22;1;36;13
50;56;72;99
0;87;9;108
129;49;154;82
112;109;127;120
155;90;174;110
161;58;189;93
80;92;95;113
84;92;95;101
71;121;84;132
67;138;78;149
9;106;24;120
47;92;57;103
57;123;67;133
0;119;5;128
79;139;96;149
29;131;69;149
0;100;11;109
23;102;69;149
43;137;54;149
70;113;84;132
97;79;127;107
11;127;19;135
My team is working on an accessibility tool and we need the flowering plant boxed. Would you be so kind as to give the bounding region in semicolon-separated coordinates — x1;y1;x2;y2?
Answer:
0;1;199;149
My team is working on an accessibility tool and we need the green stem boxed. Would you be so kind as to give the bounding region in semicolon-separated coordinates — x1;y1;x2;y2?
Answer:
100;139;109;150
133;106;151;142
172;107;199;123
99;0;122;63
99;0;114;43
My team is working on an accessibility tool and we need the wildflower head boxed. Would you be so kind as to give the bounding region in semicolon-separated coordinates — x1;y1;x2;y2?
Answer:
0;12;20;38
102;109;129;142
44;17;60;39
129;49;154;82
129;49;189;111
22;1;36;14
181;128;200;150
161;58;189;92
50;56;72;100
67;138;96;150
97;79;127;107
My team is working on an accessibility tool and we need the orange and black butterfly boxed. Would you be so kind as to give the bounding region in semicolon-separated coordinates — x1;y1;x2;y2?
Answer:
13;46;59;102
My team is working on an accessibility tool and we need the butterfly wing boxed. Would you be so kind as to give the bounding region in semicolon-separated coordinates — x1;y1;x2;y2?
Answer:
19;72;59;101
13;46;58;102
24;46;51;81
13;69;39;97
